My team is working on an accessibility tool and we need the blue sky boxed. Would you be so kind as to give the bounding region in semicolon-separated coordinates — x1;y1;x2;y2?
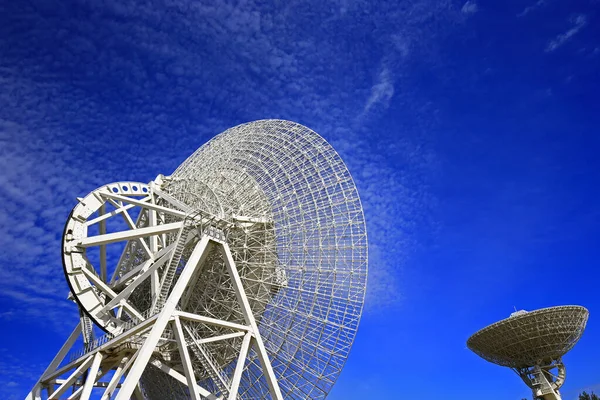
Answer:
1;0;599;399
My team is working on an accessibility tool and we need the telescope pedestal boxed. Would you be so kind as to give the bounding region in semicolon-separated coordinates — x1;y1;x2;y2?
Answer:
27;236;283;400
515;359;566;400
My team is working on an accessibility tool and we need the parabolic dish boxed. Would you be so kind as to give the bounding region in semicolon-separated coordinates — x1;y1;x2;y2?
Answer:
165;119;368;398
467;306;588;368
62;119;368;399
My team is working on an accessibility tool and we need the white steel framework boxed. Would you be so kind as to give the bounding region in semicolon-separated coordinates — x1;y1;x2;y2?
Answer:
28;120;368;399
468;306;589;400
28;236;282;400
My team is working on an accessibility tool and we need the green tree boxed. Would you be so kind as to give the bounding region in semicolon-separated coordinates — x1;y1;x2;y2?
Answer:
579;391;600;400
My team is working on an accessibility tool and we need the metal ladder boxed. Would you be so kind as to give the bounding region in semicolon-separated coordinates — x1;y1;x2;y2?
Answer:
184;325;232;398
152;224;193;312
81;314;95;351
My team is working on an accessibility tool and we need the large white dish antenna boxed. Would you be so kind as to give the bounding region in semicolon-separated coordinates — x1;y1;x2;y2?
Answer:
30;120;368;400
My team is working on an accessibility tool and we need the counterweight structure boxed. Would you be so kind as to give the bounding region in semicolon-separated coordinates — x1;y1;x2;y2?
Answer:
27;120;368;400
467;306;589;400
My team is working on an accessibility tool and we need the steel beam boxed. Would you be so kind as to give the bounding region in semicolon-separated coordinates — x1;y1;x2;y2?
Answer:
99;249;172;314
172;317;202;400
79;352;103;400
101;354;137;400
67;359;120;400
85;199;148;227
80;267;144;322
48;355;94;399
114;235;211;400
148;207;160;302
109;206;150;285
77;221;183;247
220;242;284;400
99;191;188;218
197;331;246;345
27;322;82;400
43;314;158;383
176;310;251;332
151;188;196;214
149;358;218;400
99;204;107;281
112;240;177;288
228;332;252;400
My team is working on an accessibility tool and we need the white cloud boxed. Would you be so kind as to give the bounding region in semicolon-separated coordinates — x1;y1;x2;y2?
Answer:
517;0;547;17
461;1;478;15
0;0;466;326
390;33;411;58
0;347;48;399
545;14;588;52
363;66;395;115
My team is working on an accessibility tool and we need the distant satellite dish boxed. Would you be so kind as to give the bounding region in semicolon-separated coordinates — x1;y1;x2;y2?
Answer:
27;119;368;400
468;305;589;400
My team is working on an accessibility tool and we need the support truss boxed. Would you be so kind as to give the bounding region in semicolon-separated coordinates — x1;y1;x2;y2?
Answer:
28;236;283;400
514;359;566;400
32;120;371;400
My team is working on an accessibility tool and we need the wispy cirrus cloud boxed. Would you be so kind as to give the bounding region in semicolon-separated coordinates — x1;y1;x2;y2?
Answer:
0;0;466;326
517;0;547;17
461;1;478;15
363;66;395;115
545;14;588;52
0;346;49;399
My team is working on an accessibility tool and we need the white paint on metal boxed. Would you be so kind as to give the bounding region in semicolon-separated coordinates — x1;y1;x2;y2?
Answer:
79;352;103;400
35;119;369;400
173;316;202;400
114;236;211;400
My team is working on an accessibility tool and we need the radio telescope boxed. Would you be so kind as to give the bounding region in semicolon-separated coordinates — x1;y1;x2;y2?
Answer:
467;306;589;400
27;120;368;400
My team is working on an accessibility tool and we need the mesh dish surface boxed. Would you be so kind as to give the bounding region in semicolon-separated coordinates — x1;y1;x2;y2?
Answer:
467;306;588;368
151;119;368;399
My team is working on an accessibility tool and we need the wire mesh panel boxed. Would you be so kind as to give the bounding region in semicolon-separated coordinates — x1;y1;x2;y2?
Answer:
467;306;589;368
163;119;368;399
59;120;367;399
